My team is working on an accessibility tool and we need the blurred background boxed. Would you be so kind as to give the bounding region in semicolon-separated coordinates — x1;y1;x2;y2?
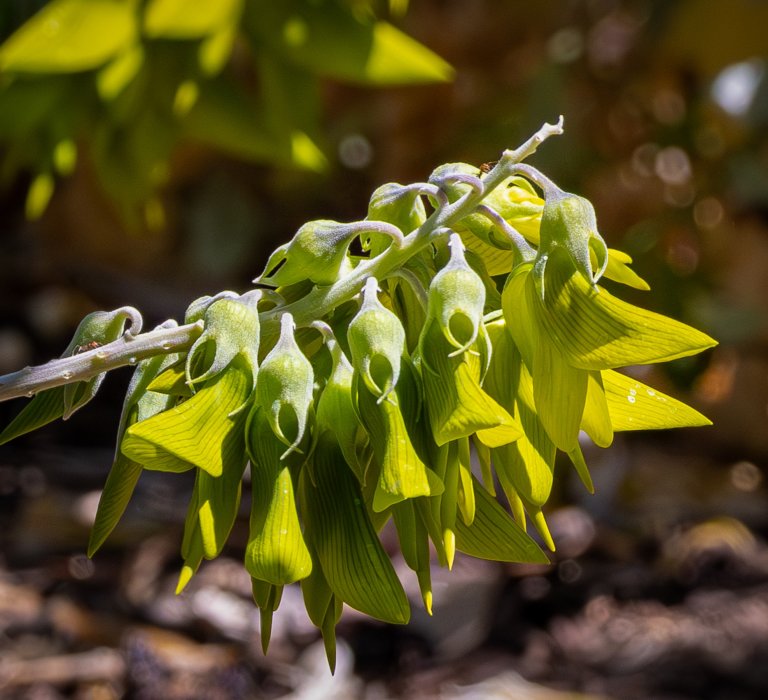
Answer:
1;0;767;698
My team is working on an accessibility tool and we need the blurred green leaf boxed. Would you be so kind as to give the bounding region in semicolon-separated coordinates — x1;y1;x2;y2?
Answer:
247;1;452;85
0;0;139;73
144;0;243;39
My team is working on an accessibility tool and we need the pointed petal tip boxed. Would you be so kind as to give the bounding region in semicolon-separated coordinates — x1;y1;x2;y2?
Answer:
423;591;433;616
444;529;456;570
176;565;194;595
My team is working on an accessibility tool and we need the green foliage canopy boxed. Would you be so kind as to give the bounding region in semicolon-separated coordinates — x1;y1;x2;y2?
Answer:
0;0;452;228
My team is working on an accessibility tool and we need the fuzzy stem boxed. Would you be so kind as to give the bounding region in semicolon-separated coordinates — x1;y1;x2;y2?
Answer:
0;321;204;402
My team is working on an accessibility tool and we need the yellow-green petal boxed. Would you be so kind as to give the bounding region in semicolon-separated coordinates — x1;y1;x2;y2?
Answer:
302;439;409;624
245;410;312;585
603;370;712;431
536;250;717;369
454;475;549;564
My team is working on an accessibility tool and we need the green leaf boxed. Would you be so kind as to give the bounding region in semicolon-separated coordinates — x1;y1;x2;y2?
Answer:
0;0;139;73
97;43;144;100
248;4;452;85
302;434;410;624
536;249;717;369
89;351;180;556
121;357;252;476
184;76;285;162
257;54;327;171
245;410;312;585
364;22;453;84
199;24;237;75
25;172;55;220
0;386;67;446
603;369;712;431
144;0;243;39
454;475;549;564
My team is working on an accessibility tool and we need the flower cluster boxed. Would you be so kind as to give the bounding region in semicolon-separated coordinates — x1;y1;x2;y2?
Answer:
0;124;715;670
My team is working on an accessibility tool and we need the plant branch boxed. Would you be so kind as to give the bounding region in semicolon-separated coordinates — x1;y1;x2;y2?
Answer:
0;321;204;402
0;117;564;405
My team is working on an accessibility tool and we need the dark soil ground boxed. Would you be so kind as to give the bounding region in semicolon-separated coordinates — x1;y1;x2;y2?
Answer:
1;427;766;700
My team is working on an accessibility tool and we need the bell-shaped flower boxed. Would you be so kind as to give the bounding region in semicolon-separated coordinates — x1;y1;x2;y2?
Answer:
255;219;403;287
244;313;314;587
532;179;609;299
427;233;486;357
244;404;313;587
348;277;406;403
121;297;259;477
366;182;428;255
185;294;261;386
254;313;314;458
417;315;522;448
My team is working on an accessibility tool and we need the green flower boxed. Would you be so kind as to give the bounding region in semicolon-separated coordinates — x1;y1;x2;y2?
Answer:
256;219;403;287
502;249;715;452
348;276;406;402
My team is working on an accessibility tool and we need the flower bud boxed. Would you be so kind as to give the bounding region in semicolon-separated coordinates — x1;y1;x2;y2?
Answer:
366;183;427;255
255;313;314;458
427;233;486;357
184;291;239;324
186;295;261;388
255;219;402;288
347;277;406;403
534;189;608;299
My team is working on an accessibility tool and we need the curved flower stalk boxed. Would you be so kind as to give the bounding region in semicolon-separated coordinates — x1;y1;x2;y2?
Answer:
0;118;717;669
